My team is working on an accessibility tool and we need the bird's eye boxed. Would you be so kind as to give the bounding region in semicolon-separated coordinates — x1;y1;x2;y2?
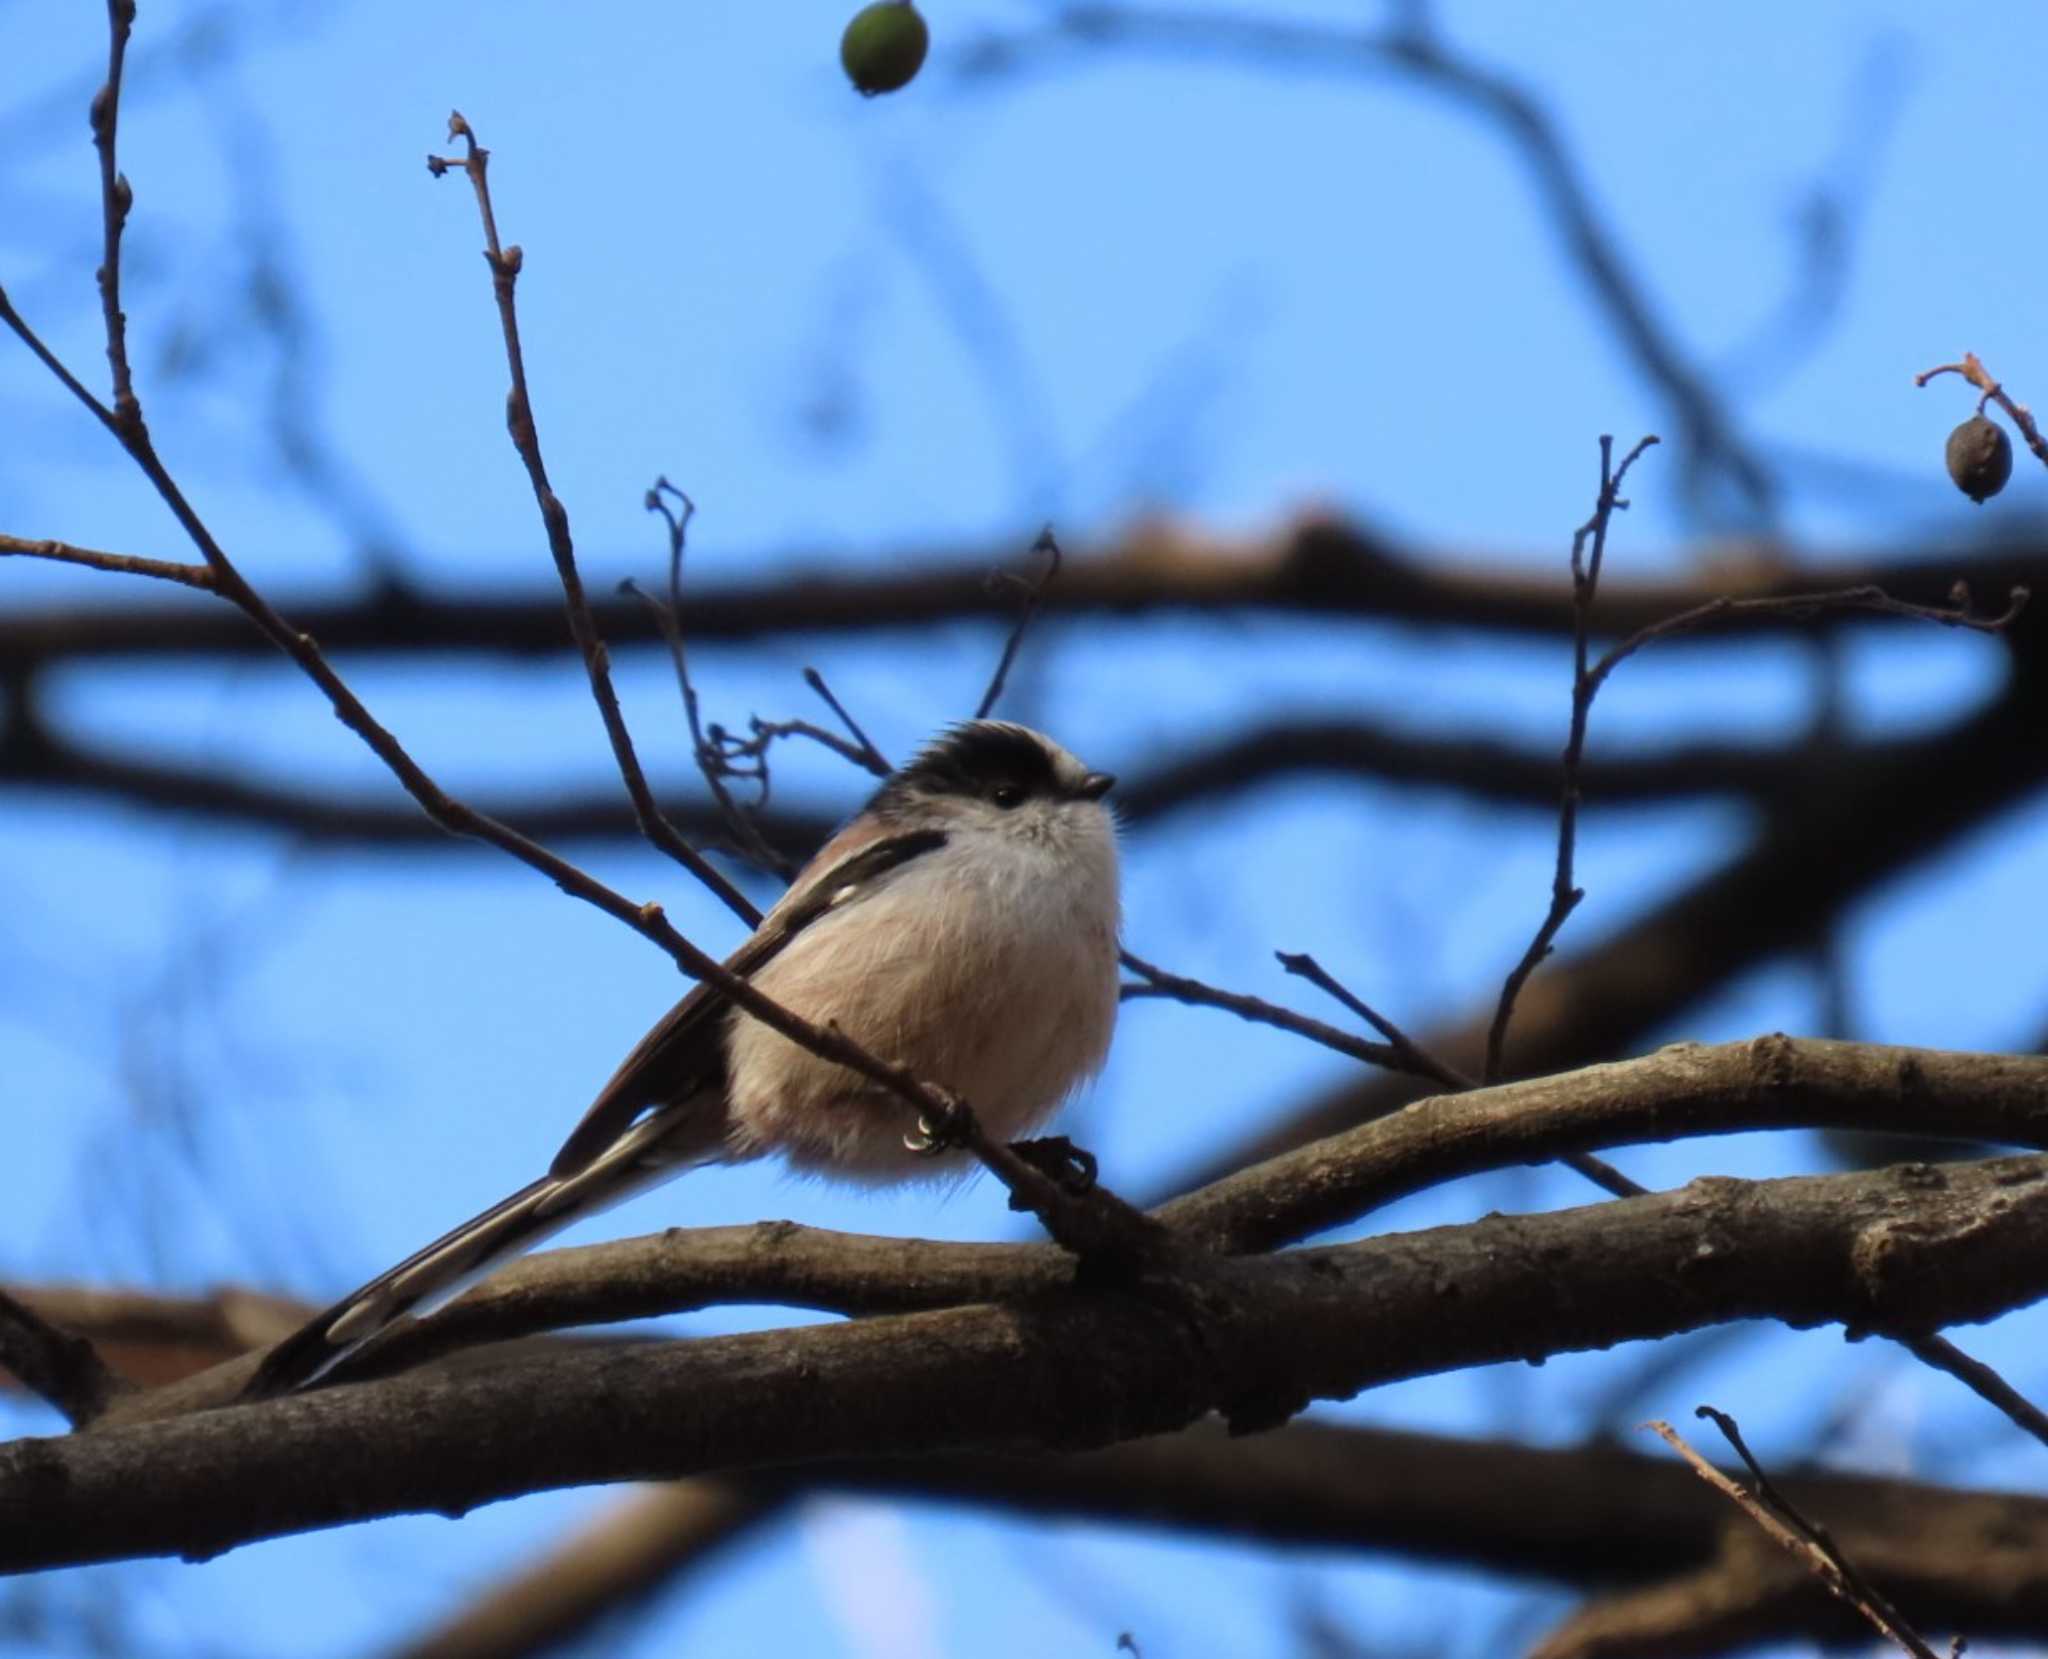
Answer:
990;782;1026;809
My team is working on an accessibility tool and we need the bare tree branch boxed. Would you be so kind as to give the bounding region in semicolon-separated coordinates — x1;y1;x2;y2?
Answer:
1;702;1878;850
1650;1411;1944;1658
10;1151;2048;1572
6;518;2039;673
393;1418;2048;1659
1895;1329;2048;1452
427;115;759;928
1488;434;1660;1083
1175;679;2048;1193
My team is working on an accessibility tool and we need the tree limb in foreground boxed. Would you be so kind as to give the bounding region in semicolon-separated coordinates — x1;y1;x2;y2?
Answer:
6;1151;2046;1572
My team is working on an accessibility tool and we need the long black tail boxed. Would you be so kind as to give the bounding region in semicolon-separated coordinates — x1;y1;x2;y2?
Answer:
244;1109;712;1397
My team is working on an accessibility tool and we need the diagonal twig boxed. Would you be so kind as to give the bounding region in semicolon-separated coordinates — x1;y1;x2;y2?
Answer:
1119;949;1405;1074
1276;951;1470;1090
976;526;1062;719
0;533;215;590
802;666;892;774
1894;1329;2048;1452
1278;950;1643;1200
426;114;758;928
1650;1408;1946;1659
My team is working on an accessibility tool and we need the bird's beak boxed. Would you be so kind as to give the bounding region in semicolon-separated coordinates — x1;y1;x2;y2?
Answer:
1077;771;1116;801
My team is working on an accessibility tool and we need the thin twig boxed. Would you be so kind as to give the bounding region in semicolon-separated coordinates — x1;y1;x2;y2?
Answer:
1917;351;2048;472
1275;951;1471;1089
1275;950;1644;1199
0;1286;122;1427
1589;582;2027;697
1119;949;1406;1073
1895;1330;2048;1452
630;479;786;887
731;713;887;781
803;667;892;774
620;575;789;885
975;527;1062;719
4;284;731;986
1649;1408;1945;1659
89;0;139;430
1487;434;1660;1084
0;534;215;591
426;114;758;929
1480;437;2024;1103
5;92;1121;1260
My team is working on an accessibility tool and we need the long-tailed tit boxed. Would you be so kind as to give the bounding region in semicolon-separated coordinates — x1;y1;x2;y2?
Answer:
250;721;1121;1393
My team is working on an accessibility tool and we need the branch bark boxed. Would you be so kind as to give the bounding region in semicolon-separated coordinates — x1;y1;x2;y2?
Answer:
0;703;1863;848
6;519;2041;670
383;1419;2048;1659
8;1151;2048;1572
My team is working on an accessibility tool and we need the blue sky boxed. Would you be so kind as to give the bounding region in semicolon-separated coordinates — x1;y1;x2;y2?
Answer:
6;2;2048;1655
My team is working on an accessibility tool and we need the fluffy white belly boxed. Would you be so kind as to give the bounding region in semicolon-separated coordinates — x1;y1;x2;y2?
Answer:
721;846;1119;1179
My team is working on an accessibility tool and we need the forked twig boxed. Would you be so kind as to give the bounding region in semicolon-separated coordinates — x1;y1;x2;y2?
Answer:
628;480;785;887
1487;434;1659;1084
976;527;1063;719
1278;950;1643;1198
1120;949;1407;1074
1649;1409;1947;1658
427;114;758;927
1485;437;2025;1087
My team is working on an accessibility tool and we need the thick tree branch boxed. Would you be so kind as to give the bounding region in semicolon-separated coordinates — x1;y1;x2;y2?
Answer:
0;703;1872;848
47;1035;2046;1428
1161;1036;2048;1254
10;1153;2048;1571
387;1419;2048;1659
5;520;2041;671
10;1287;2045;1659
82;1037;2046;1421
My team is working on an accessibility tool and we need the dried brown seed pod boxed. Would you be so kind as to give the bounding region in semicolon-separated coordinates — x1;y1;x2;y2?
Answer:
1946;414;2013;505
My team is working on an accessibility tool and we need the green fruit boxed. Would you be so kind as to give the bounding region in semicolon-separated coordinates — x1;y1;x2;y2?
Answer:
841;1;928;97
1946;414;2012;504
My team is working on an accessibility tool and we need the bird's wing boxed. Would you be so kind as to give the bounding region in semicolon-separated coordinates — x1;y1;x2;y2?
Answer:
546;825;948;1177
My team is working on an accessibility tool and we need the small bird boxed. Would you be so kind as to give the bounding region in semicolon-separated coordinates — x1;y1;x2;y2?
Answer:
248;721;1122;1393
